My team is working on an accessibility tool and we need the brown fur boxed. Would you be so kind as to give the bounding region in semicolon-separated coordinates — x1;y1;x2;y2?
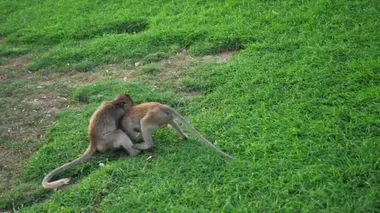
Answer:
42;94;139;189
120;97;234;160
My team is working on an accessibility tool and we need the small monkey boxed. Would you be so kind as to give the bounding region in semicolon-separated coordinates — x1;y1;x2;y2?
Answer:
120;97;234;160
42;94;140;189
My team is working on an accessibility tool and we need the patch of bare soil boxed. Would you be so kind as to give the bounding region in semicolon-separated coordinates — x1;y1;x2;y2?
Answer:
0;55;31;68
202;50;234;63
45;49;236;93
119;49;236;98
0;69;77;191
0;148;20;190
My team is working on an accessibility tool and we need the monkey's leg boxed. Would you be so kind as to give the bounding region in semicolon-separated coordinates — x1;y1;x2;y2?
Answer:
133;118;154;150
110;130;141;156
169;120;188;141
133;108;165;150
133;108;172;150
125;127;143;143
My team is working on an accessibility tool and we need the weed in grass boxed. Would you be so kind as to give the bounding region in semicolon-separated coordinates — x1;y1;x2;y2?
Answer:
0;46;29;58
141;63;164;75
71;19;149;40
72;60;97;72
143;52;171;64
179;77;206;93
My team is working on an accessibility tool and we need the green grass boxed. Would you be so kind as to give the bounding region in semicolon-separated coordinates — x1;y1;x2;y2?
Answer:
141;63;164;74
1;0;380;212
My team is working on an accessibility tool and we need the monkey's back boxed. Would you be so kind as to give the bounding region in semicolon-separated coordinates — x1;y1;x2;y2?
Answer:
128;102;166;120
88;102;120;140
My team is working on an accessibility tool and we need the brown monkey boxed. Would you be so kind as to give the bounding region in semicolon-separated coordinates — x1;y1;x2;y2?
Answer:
120;98;234;160
42;94;140;189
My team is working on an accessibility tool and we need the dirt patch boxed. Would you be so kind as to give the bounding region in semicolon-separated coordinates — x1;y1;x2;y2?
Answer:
62;49;236;89
25;93;75;114
157;49;235;80
154;49;198;82
0;68;77;191
129;49;236;97
0;148;20;190
0;68;81;142
0;140;39;192
202;50;235;63
93;49;236;86
36;65;137;89
1;55;31;68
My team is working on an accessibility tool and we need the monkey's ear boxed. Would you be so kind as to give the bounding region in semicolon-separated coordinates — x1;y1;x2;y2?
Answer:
124;94;134;105
124;94;131;99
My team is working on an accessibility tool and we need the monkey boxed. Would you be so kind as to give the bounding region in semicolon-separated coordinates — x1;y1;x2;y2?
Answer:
42;94;140;189
119;97;234;160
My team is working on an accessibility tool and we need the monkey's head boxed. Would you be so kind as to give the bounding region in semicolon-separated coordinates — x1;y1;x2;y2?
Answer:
113;94;134;110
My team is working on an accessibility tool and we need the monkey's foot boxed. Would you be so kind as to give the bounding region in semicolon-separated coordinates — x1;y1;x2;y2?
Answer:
133;143;153;150
129;148;141;156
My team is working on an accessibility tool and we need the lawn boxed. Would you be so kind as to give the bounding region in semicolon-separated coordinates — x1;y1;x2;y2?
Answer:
0;0;379;212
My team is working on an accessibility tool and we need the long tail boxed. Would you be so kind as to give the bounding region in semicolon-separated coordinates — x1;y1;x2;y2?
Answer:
163;106;234;160
41;144;96;189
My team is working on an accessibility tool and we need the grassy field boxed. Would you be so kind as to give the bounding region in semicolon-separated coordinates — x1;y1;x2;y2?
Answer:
1;0;379;212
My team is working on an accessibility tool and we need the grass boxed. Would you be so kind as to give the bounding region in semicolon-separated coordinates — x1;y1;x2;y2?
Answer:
0;0;379;212
140;63;164;74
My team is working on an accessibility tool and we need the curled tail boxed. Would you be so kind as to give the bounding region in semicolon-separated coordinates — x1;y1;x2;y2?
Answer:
42;144;96;189
163;106;234;160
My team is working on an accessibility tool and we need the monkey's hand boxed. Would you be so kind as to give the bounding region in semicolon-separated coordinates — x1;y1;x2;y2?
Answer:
135;133;144;142
133;143;154;150
129;148;141;156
